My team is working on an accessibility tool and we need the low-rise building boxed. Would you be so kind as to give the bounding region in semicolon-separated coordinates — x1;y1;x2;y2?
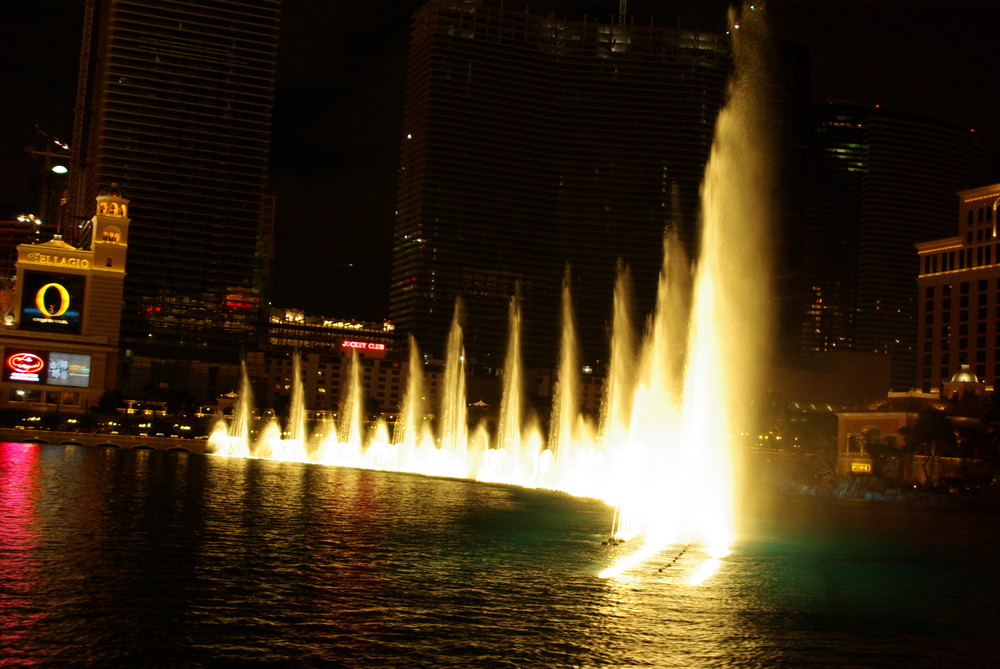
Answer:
835;368;988;483
0;186;129;413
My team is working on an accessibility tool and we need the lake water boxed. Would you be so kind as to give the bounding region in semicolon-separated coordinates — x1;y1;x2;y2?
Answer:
2;441;998;667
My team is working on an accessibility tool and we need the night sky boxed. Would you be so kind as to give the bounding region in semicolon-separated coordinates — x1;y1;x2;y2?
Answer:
2;0;999;321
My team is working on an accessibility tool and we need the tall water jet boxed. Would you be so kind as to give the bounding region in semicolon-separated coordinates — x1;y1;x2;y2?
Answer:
493;295;526;483
209;359;256;457
338;351;364;449
605;229;692;542
232;359;255;449
393;335;425;451
549;269;583;490
599;263;636;449
496;296;523;453
639;227;691;410
266;352;312;462
438;301;468;475
687;2;772;550
629;3;772;551
286;352;307;444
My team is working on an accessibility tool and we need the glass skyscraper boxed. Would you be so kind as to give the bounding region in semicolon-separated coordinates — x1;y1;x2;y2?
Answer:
77;0;279;396
391;0;732;370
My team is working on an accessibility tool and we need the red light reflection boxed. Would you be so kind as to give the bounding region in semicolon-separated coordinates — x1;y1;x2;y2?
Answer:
0;442;47;659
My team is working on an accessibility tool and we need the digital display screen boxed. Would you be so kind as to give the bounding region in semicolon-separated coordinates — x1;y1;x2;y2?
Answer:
46;352;92;387
2;349;92;388
19;270;86;334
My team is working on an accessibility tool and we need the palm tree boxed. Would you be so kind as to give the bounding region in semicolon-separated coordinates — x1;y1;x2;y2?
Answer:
900;408;956;484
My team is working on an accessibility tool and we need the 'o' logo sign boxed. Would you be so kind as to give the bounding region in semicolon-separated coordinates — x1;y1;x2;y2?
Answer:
35;283;71;318
7;352;44;374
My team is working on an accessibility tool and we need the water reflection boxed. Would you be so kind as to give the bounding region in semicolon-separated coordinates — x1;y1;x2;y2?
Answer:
3;443;1000;667
0;442;45;662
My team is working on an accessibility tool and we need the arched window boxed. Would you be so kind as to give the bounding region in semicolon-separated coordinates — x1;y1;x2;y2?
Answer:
106;257;113;267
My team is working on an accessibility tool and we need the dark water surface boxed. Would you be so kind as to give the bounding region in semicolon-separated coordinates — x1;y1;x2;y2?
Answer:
2;442;998;667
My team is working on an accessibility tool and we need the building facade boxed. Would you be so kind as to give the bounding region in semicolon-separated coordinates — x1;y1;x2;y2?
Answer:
0;216;43;298
76;0;279;397
391;0;736;370
834;393;975;484
916;183;1000;391
792;104;1000;389
246;305;608;427
250;308;404;418
0;187;129;413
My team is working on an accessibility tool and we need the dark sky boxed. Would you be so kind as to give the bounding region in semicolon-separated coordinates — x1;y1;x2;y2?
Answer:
3;0;999;321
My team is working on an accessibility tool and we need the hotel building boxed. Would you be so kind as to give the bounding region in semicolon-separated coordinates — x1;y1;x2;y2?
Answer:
795;104;1000;389
253;309;404;416
75;0;279;400
916;183;1000;391
391;0;736;370
0;188;129;413
250;306;607;425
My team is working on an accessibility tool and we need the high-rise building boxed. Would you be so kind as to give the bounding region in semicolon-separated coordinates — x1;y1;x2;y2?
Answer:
793;103;1000;390
916;183;1000;391
75;0;279;399
391;0;735;370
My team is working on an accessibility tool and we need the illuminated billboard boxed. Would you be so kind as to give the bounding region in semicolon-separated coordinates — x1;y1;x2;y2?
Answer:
19;270;86;334
2;349;92;388
341;341;386;351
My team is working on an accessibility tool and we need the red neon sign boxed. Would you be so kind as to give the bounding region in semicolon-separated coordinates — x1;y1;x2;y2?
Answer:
7;353;44;374
341;341;386;351
6;351;45;382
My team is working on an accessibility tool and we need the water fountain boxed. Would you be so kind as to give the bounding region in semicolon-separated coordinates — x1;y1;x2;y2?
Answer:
209;4;771;575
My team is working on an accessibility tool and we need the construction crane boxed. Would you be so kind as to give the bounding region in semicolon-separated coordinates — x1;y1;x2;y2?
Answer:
66;0;95;248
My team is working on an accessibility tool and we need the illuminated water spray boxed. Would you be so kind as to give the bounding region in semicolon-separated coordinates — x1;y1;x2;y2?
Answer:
601;3;772;574
210;3;772;580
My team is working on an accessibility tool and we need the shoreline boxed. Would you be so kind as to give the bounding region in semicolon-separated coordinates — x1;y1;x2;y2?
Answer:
0;428;210;454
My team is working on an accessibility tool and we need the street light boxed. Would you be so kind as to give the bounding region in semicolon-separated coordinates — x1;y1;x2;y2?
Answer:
26;126;72;241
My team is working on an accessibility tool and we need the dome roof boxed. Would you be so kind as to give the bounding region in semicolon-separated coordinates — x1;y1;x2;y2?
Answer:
99;182;127;199
950;364;979;383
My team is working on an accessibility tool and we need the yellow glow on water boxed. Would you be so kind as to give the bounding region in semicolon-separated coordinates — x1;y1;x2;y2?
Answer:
686;558;723;587
600;541;732;585
598;542;667;580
